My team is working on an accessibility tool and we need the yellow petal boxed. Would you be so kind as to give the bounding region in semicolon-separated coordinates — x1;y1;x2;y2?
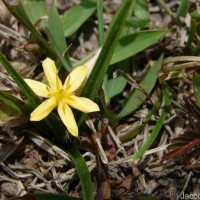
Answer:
58;101;78;137
24;79;49;98
30;97;57;121
42;58;62;91
67;95;100;113
64;66;87;93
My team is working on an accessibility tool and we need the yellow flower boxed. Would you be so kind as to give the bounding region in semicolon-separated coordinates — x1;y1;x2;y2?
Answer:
25;58;100;137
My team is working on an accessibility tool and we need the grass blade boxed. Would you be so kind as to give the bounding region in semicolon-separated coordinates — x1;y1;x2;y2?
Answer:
47;3;72;72
132;84;170;161
97;0;104;46
21;0;48;28
176;0;188;22
184;19;196;52
61;0;97;37
67;143;94;200
78;0;135;126
193;73;200;108
111;30;166;64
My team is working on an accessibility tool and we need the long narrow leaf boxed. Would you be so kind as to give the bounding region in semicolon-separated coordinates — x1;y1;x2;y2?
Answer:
193;73;200;108
78;0;135;125
132;84;170;161
21;0;48;28
97;0;104;46
67;143;94;200
47;3;72;72
61;0;97;37
111;30;166;64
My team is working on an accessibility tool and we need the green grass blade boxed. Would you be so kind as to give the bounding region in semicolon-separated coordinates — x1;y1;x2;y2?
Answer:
184;19;196;52
176;0;188;22
132;84;170;161
117;54;164;118
78;0;135;125
134;0;150;19
97;0;104;46
111;30;166;64
46;28;72;72
121;98;161;143
193;73;200;108
61;0;97;37
67;143;94;200
125;18;150;29
47;3;72;71
0;90;24;114
81;0;135;100
21;0;48;28
48;3;67;55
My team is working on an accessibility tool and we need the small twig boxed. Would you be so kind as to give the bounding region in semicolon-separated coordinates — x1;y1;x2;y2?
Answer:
176;171;193;200
108;126;128;157
86;119;108;164
164;56;200;64
108;144;169;165
162;62;200;72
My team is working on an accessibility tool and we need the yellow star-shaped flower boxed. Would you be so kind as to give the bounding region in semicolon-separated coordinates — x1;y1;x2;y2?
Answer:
25;58;100;137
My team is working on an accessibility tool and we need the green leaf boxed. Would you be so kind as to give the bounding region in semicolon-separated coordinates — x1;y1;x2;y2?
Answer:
17;193;81;200
103;60;130;99
46;28;72;72
47;3;72;72
97;0;104;46
111;30;166;64
184;19;196;52
132;84;170;161
104;76;127;98
61;0;97;37
0;91;24;114
121;98;161;143
190;10;200;19
117;54;164;118
176;0;188;21
0;103;20;120
134;0;150;19
193;73;200;108
78;0;135;125
126;18;150;28
21;0;48;28
48;3;67;55
67;143;94;200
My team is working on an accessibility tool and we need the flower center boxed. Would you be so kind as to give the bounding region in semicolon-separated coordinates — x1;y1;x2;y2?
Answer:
48;86;72;103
